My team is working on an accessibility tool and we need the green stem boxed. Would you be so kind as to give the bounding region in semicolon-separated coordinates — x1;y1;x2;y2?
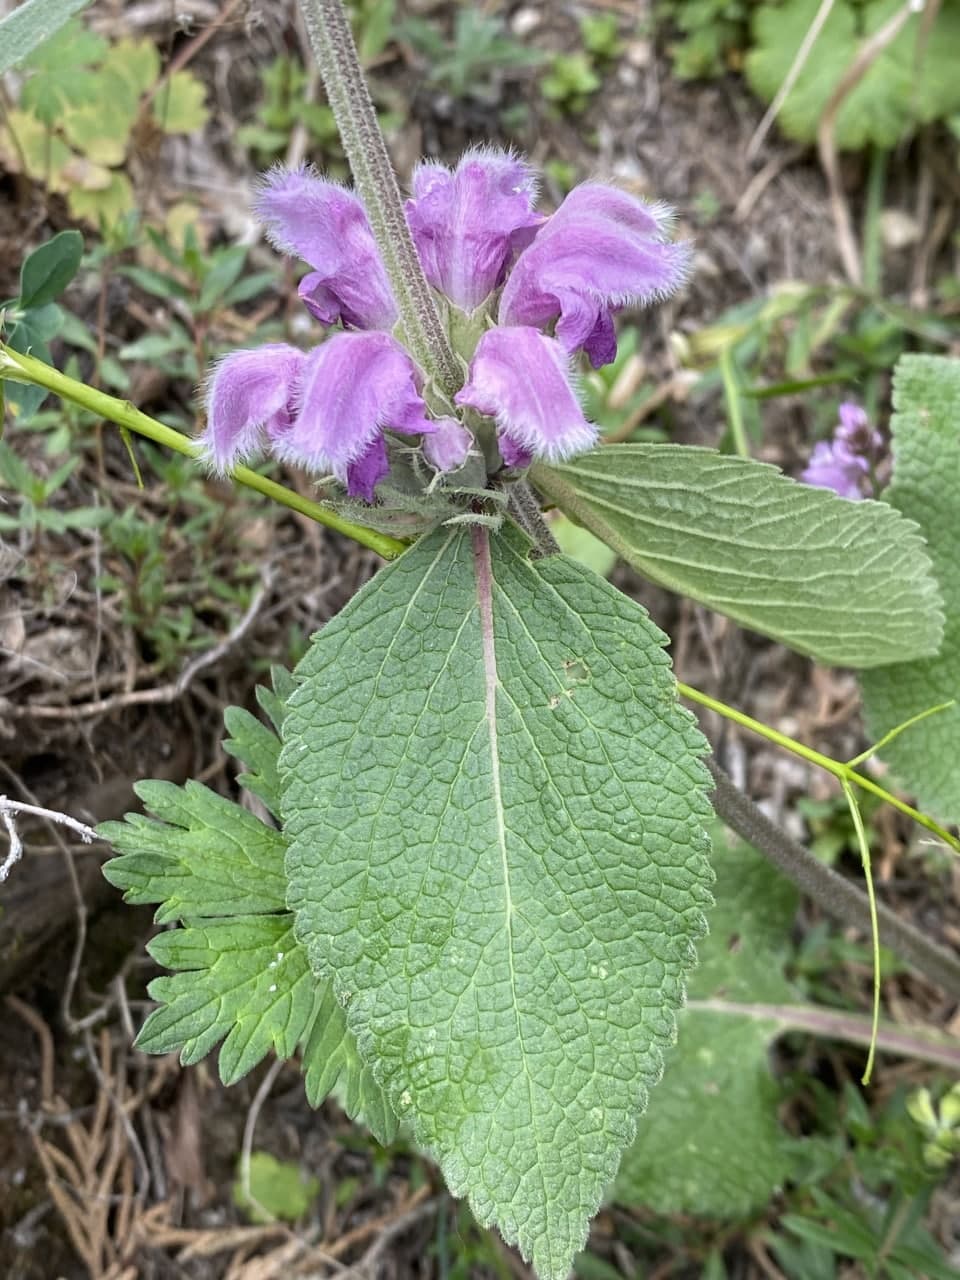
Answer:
0;345;406;561
678;681;960;855
841;778;880;1084
720;346;749;458
862;144;886;297
296;0;462;400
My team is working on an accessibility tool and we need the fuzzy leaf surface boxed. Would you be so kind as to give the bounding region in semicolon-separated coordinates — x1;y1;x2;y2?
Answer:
860;355;960;821
616;823;798;1216
99;680;395;1139
281;525;714;1280
533;445;943;669
100;779;287;924
0;0;92;75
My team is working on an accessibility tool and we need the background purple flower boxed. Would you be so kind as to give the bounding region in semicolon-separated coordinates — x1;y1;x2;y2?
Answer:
801;402;882;501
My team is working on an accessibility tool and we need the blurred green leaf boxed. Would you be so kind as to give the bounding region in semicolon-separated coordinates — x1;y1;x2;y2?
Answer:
0;0;94;75
18;230;83;310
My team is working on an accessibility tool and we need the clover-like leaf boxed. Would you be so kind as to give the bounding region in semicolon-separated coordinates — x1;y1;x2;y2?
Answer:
281;525;714;1280
616;822;799;1217
533;445;943;669
153;71;208;134
860;355;960;822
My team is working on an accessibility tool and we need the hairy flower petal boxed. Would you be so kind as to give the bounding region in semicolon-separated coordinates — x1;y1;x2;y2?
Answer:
275;331;434;499
456;327;597;465
422;417;474;473
499;183;690;368
201;343;305;471
255;166;398;330
406;148;542;311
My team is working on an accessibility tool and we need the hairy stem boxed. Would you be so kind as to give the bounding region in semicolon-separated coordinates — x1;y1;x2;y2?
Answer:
507;480;561;558
296;0;462;398
707;759;960;1001
0;345;407;561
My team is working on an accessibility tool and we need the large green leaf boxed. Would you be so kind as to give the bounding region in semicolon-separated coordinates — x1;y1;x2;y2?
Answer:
746;0;960;150
0;0;93;75
533;445;943;669
860;355;960;822
281;525;714;1280
615;822;799;1217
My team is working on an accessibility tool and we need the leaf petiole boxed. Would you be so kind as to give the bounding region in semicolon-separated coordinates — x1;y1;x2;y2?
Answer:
0;343;407;560
677;681;960;855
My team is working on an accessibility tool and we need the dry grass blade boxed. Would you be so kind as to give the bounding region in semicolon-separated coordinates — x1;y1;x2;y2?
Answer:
817;0;917;284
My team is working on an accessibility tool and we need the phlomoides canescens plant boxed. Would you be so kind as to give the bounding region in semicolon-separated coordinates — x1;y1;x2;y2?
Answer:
3;1;960;1275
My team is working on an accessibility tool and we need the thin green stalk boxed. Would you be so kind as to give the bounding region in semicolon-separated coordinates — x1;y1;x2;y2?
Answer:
296;0;461;399
720;346;749;458
841;778;880;1084
0;344;406;561
678;680;960;854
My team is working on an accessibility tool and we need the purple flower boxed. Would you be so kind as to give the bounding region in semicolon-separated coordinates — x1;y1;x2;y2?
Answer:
405;148;543;311
201;343;305;471
422;417;474;473
836;401;882;457
801;402;882;501
204;150;689;506
456;328;596;468
801;441;867;501
255;167;398;331
274;332;438;502
499;184;691;368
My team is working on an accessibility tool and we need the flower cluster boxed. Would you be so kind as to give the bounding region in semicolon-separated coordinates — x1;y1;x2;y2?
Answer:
202;149;689;505
801;402;882;501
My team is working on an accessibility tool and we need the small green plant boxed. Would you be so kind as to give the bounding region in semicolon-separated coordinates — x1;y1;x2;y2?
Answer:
796;789;882;867
0;18;208;223
747;0;960;149
0;440;108;535
907;1083;960;1171
540;51;601;114
656;0;752;79
1;229;83;419
579;12;623;63
117;225;279;387
237;55;343;168
232;1152;321;1224
399;7;542;102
